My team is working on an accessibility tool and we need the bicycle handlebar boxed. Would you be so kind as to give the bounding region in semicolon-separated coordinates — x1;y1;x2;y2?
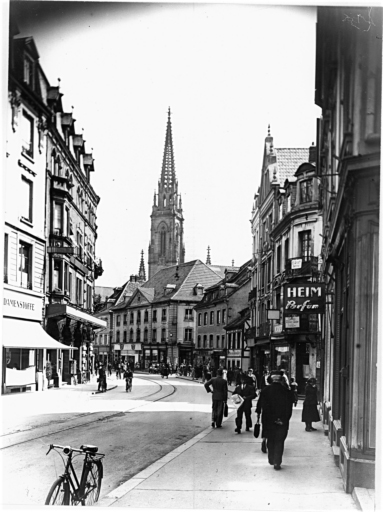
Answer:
46;444;105;457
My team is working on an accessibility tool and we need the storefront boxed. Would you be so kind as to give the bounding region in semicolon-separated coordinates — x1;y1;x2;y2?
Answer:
114;343;142;366
2;288;73;394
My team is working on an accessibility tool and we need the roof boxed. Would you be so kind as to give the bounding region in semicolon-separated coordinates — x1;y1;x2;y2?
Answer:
225;310;250;330
207;265;239;278
138;259;222;304
274;148;310;184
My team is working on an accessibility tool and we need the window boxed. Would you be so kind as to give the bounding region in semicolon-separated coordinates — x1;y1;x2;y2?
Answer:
21;111;34;158
152;329;157;343
284;238;289;267
237;332;242;350
24;54;34;88
144;328;148;342
76;277;83;306
204;312;208;325
197;335;201;348
299;231;312;260
198;313;202;326
77;231;83;260
116;315;121;327
216;335;220;348
65;208;71;237
116;331;120;343
69;271;73;300
216;310;221;325
144;310;149;323
185;308;193;320
153;310;157;322
287;195;291;212
222;309;226;324
137;311;141;323
21;176;33;223
136;329;141;342
86;284;92;310
19;241;32;289
4;234;8;283
300;179;313;203
130;312;134;324
210;311;214;325
161;328;166;342
53;259;63;290
53;203;63;235
203;335;207;348
123;314;127;325
276;245;281;274
161;309;167;321
209;335;213;348
160;227;166;256
129;329;134;342
123;331;127;343
185;328;193;342
222;334;226;348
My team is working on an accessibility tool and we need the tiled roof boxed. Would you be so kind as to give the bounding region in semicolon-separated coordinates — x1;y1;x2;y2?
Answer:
207;265;239;278
274;148;310;185
140;260;222;303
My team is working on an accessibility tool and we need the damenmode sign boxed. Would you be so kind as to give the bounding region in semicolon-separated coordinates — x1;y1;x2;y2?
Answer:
283;283;325;314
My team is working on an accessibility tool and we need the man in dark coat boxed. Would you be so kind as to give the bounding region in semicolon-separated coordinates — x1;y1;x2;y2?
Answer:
256;373;294;470
233;374;257;433
204;368;228;428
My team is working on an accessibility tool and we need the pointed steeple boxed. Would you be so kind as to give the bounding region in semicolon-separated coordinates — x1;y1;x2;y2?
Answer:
160;107;176;193
138;250;146;282
206;246;211;265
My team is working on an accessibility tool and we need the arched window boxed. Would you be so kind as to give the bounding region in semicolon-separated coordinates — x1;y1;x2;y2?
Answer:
129;329;134;342
160;227;166;256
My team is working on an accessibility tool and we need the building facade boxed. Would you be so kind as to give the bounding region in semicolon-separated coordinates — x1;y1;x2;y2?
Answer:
148;109;185;279
248;130;322;393
315;6;381;493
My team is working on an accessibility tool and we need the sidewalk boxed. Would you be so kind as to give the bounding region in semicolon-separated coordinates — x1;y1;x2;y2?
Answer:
97;376;358;511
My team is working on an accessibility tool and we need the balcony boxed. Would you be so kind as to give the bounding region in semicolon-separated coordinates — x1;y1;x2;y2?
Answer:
284;256;319;279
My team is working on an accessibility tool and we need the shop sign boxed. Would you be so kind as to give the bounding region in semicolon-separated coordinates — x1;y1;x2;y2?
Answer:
291;258;302;269
228;350;241;357
283;283;325;314
3;288;42;321
285;316;300;328
274;324;283;334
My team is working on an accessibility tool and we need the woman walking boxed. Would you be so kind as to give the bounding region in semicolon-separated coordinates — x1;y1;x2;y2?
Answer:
302;378;321;431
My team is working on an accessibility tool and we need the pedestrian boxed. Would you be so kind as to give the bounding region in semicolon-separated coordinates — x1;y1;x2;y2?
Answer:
247;368;258;389
123;366;133;392
227;368;233;386
280;369;290;388
233;374;257;433
290;378;298;407
98;365;107;392
116;362;122;379
204;368;228;429
222;366;227;381
302;378;320;431
256;373;294;470
108;362;112;377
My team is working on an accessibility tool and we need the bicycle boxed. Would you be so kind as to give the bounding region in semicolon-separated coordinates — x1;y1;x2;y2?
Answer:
45;444;105;505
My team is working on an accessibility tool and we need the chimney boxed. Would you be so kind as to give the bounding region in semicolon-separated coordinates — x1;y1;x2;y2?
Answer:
130;275;135;282
309;143;316;164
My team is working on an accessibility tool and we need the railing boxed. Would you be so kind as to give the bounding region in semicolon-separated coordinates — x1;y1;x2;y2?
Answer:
285;256;319;278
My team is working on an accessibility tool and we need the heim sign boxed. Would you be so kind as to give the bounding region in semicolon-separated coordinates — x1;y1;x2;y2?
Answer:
283;283;325;314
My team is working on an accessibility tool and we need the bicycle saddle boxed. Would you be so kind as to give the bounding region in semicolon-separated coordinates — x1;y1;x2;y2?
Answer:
80;444;98;453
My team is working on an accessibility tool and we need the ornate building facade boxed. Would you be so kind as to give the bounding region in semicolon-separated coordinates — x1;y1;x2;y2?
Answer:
148;109;185;279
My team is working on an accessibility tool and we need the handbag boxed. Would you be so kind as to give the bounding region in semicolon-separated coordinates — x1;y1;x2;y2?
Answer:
224;402;228;417
253;421;260;438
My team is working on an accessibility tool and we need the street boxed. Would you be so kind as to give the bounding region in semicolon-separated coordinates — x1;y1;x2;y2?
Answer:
1;374;214;506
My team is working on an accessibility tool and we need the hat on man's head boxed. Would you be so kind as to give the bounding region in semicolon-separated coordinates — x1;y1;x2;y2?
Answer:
271;374;283;383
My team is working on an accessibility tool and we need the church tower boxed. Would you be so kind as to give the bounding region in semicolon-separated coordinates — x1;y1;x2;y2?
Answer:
148;108;185;279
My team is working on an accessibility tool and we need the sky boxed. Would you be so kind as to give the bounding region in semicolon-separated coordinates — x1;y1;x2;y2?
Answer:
8;1;322;287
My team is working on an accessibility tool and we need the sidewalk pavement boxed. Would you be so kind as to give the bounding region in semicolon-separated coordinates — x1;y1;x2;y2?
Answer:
97;375;358;511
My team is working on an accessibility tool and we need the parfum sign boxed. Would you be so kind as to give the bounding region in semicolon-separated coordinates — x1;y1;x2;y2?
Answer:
283;283;325;314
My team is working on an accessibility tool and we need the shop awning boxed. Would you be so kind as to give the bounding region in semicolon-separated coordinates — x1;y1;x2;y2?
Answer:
46;304;107;328
2;318;75;350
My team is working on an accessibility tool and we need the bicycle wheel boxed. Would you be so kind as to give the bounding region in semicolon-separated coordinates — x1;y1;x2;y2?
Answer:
83;461;102;505
45;477;70;505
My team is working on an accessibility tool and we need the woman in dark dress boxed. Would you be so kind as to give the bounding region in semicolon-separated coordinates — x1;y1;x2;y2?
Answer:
302;378;320;431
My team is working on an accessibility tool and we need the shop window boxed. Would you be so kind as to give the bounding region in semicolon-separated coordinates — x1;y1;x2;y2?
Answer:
19;241;32;289
21;176;33;224
21;110;34;158
300;179;313;203
6;348;35;370
185;328;193;342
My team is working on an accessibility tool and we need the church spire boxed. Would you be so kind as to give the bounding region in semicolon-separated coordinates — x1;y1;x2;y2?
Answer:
138;250;146;282
160;107;176;193
206;246;211;265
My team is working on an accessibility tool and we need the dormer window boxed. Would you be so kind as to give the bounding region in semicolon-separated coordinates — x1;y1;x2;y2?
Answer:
24;54;34;89
300;179;313;203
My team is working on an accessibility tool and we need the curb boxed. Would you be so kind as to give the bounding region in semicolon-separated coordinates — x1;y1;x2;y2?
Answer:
92;385;117;395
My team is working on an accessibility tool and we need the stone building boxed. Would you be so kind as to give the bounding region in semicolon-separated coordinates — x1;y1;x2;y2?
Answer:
315;6;381;494
148;108;185;279
247;129;322;393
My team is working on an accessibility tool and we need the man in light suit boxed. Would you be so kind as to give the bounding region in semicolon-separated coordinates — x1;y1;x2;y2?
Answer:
204;368;228;428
